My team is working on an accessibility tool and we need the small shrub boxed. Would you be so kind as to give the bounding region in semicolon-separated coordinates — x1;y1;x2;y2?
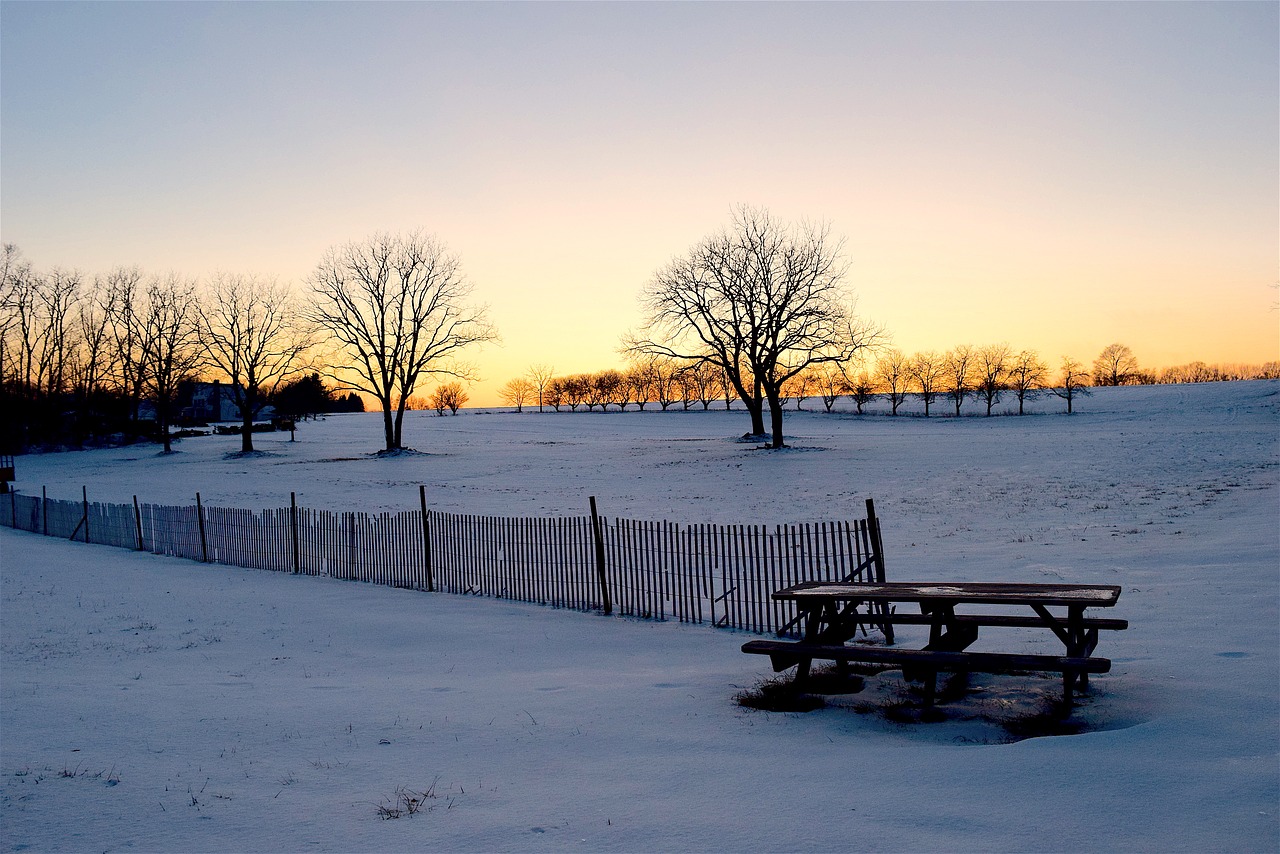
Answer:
375;779;441;819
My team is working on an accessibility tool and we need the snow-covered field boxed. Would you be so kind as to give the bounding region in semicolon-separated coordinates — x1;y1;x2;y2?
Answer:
2;382;1277;852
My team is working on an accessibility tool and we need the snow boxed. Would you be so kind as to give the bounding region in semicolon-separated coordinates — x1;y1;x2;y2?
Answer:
3;381;1278;852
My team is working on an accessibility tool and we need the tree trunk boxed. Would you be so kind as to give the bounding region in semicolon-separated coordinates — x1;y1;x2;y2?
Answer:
381;403;396;451
392;401;408;450
160;407;173;454
767;395;785;448
745;398;765;436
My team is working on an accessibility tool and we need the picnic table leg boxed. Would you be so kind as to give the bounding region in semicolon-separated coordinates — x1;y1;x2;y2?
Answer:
793;603;827;688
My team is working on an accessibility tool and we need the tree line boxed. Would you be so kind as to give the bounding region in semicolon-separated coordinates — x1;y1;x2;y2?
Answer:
1;232;494;454
499;341;1278;425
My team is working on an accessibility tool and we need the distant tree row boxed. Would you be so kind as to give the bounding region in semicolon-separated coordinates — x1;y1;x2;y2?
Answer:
499;341;1278;419
499;358;739;414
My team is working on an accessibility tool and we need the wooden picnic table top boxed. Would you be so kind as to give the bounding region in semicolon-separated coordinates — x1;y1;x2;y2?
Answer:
772;581;1122;608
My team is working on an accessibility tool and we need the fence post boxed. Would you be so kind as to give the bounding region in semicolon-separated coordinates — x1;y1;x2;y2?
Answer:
42;486;47;536
419;484;434;592
290;492;300;574
68;487;89;542
864;497;893;644
196;492;209;563
865;497;885;582
589;496;612;615
133;495;144;551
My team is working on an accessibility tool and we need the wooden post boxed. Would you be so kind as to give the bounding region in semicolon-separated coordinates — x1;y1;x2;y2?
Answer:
290;492;300;574
196;492;209;563
589;496;612;615
42;485;47;536
864;497;893;644
865;498;885;582
133;495;144;551
82;485;89;543
419;485;434;592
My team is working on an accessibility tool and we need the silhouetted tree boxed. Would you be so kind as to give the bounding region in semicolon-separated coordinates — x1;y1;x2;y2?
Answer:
307;231;496;451
847;370;877;414
678;360;720;410
812;364;847;413
943;345;976;416
273;372;338;420
1093;343;1140;386
527;364;555;413
975;343;1012;416
908;351;943;417
499;377;535;412
142;274;202;453
429;381;467;415
631;206;882;447
876;349;910;416
1053;357;1092;414
1008;349;1048;415
198;273;312;453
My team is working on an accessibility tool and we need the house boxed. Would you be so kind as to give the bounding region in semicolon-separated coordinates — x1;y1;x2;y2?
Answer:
179;381;274;424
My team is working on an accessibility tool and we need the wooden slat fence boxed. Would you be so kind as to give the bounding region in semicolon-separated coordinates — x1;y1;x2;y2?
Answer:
1;491;884;636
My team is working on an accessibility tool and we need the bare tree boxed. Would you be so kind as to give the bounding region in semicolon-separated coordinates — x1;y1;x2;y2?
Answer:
812;364;848;413
35;268;81;398
544;375;568;412
1053;356;1093;414
2;250;45;393
633;355;681;410
73;278;113;404
625;362;655;411
1008;349;1048;415
308;231;497;452
499;377;535;412
943;345;976;416
876;349;910;416
1093;343;1140;386
141;274;203;453
198;273;312;453
527;363;555;413
592;369;627;411
847;370;877;414
559;374;591;412
103;267;149;428
429;381;468;415
631;206;882;447
0;245;26;378
720;366;739;411
975;343;1012;416
678;360;720;410
786;369;817;411
908;351;944;417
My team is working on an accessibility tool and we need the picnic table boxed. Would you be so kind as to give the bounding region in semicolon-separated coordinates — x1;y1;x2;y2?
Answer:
743;581;1127;706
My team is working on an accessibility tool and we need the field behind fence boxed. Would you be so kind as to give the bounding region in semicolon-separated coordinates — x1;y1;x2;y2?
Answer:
1;489;885;636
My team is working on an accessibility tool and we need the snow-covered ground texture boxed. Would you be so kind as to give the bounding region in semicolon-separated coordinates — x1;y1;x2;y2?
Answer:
3;381;1278;852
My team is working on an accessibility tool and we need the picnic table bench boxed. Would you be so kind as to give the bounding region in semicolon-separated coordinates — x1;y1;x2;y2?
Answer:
743;581;1127;706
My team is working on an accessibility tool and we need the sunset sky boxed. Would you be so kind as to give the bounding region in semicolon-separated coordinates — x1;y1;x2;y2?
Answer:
2;1;1276;407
